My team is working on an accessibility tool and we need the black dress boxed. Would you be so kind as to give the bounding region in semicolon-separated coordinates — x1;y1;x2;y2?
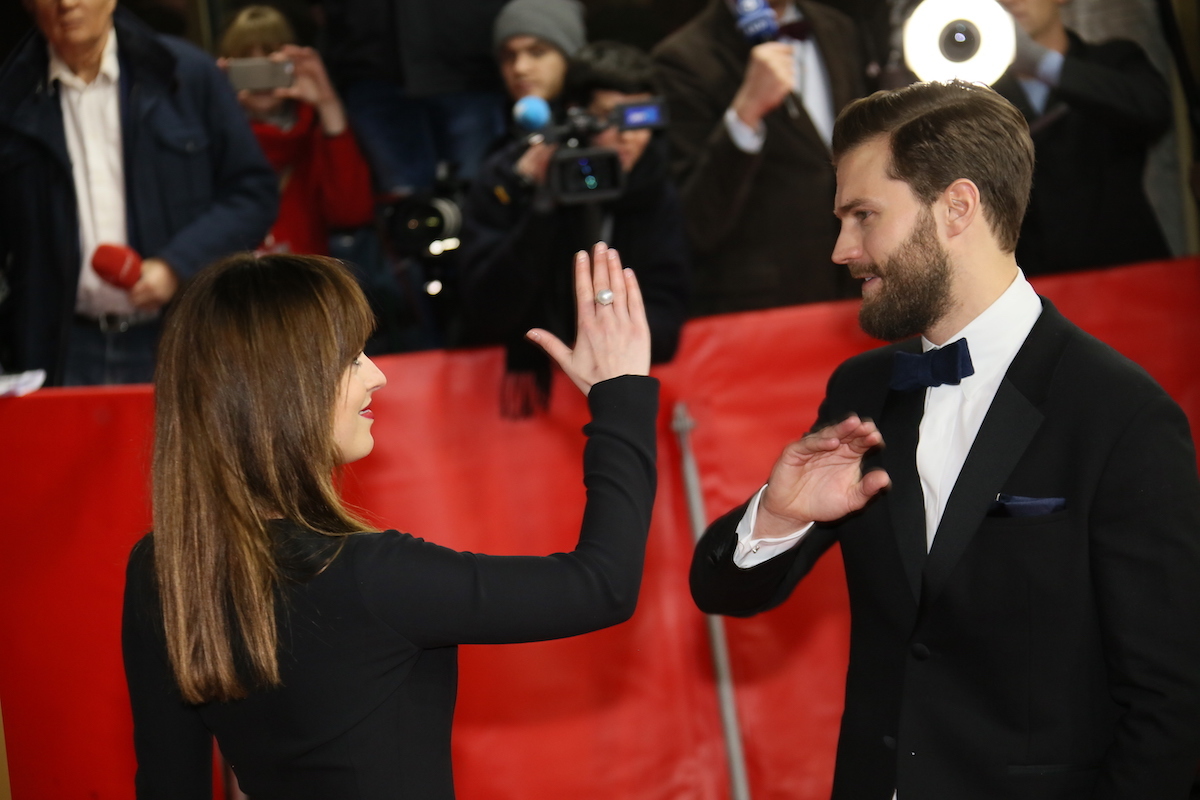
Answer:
122;376;658;799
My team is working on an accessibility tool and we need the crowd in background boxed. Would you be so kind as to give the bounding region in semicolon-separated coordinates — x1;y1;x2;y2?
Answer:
0;0;1194;398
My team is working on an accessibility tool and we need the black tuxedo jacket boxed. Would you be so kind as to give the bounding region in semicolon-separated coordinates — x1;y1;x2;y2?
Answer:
692;301;1200;799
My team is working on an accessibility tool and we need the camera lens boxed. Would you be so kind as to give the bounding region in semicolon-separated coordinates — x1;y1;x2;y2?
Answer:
939;19;981;63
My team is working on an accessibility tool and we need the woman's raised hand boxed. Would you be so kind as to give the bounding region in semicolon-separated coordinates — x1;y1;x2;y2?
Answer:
526;242;651;394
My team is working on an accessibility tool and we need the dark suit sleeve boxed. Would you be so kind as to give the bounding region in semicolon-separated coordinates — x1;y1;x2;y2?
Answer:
651;51;766;256
690;499;841;616
152;47;279;280
354;376;659;647
122;538;214;800
1089;391;1200;797
1056;39;1171;139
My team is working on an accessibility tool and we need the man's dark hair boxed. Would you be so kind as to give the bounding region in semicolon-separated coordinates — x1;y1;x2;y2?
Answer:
831;80;1034;253
562;40;657;108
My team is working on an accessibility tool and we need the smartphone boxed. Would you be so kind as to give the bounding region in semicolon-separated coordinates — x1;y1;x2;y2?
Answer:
225;57;294;92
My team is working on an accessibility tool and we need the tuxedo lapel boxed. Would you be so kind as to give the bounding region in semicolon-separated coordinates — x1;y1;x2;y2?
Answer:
921;379;1043;605
920;299;1071;607
881;342;927;603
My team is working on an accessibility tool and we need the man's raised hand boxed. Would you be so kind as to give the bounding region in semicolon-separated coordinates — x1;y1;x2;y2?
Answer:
753;415;891;539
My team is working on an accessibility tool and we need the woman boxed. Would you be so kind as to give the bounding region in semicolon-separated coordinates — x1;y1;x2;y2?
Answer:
219;6;375;256
122;246;656;798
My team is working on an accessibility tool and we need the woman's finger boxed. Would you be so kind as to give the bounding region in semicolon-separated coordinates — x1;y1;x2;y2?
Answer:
526;328;572;369
623;267;647;328
604;248;628;318
570;250;595;323
590;242;612;311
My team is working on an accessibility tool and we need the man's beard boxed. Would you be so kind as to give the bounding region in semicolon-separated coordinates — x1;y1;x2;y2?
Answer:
857;209;952;342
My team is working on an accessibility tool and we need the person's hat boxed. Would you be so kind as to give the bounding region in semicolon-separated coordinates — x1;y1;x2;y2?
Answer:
493;0;586;57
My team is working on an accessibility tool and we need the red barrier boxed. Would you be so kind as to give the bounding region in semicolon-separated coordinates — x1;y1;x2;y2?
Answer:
1;258;1197;799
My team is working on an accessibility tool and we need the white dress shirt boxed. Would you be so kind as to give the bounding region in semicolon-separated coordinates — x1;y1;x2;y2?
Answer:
51;27;136;318
734;270;1043;567
724;3;836;153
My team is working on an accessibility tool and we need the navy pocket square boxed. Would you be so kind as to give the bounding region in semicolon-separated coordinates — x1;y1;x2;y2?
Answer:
987;494;1066;518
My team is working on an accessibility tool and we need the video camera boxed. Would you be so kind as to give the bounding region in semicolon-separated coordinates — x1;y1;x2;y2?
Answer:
513;95;668;205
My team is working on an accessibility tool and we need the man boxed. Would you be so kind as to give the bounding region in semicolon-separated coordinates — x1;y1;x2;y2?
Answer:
652;0;865;316
992;0;1172;275
493;0;583;104
0;0;277;385
458;39;689;416
691;81;1200;798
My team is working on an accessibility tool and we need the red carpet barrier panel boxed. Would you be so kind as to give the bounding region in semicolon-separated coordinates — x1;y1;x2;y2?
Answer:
0;259;1197;799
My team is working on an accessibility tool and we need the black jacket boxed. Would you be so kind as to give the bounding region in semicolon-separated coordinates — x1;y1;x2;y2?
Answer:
993;31;1172;276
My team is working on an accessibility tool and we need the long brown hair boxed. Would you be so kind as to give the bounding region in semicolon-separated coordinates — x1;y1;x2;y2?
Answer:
153;253;375;703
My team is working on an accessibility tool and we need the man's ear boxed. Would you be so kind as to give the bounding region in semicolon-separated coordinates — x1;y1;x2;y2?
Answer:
941;178;981;239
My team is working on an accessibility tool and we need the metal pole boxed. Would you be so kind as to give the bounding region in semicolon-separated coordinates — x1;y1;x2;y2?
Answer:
672;401;752;800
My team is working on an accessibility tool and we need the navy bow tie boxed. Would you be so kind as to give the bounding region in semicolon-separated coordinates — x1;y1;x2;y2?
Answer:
890;338;975;391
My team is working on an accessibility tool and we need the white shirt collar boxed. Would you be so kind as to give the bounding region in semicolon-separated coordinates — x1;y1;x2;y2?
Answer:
920;270;1043;396
48;25;119;90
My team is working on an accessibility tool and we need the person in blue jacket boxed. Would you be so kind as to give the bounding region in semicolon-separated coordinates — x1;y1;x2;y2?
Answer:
0;0;278;385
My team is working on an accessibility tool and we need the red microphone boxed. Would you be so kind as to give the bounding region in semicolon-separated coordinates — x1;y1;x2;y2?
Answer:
91;244;143;290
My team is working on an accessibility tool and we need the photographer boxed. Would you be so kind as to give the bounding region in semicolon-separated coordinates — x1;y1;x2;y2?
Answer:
220;5;375;257
459;41;690;416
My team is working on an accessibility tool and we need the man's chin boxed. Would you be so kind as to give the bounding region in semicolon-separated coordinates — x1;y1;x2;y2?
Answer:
859;302;922;342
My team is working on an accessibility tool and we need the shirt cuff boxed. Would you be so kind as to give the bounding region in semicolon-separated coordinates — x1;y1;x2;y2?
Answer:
724;106;766;154
1036;49;1064;85
733;485;814;568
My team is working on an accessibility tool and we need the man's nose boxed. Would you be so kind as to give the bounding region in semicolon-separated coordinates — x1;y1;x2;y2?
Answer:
831;227;860;265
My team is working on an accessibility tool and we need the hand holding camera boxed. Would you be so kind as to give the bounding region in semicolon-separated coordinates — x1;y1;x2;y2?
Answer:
515;140;559;186
223;45;348;136
512;95;667;205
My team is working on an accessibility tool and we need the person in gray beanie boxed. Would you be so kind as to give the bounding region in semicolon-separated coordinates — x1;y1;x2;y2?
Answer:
493;0;586;101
